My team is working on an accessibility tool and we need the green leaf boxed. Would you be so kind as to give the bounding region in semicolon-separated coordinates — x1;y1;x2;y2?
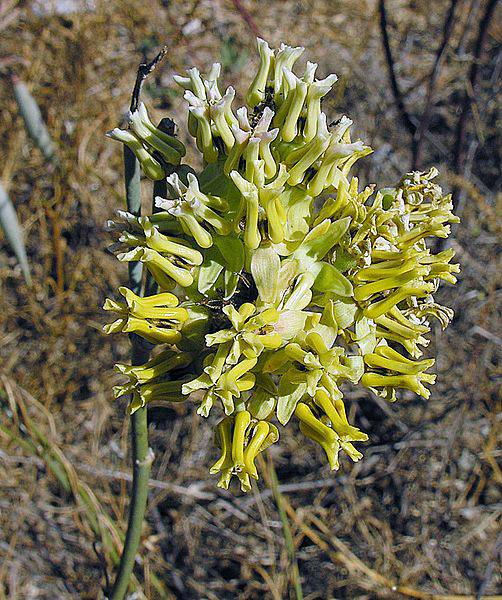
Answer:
276;370;307;425
0;182;31;284
197;245;224;295
199;159;241;216
281;186;313;245
313;262;353;296
332;247;358;273
248;389;277;420
213;234;244;272
293;217;351;265
290;216;353;296
322;296;358;329
379;187;397;210
250;245;280;304
224;269;239;300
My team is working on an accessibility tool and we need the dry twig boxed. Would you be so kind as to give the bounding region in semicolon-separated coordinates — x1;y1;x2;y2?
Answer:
412;0;460;168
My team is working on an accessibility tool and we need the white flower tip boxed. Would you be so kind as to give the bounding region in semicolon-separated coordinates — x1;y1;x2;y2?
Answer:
184;90;203;105
223;86;235;100
256;38;271;53
173;74;190;87
237;106;251;131
165;172;181;185
321;73;338;86
187;66;201;77
189;105;206;118
155;195;169;209
233;127;249;144
283;67;298;87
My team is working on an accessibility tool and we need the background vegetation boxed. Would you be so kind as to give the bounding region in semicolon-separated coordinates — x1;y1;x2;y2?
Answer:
0;0;500;598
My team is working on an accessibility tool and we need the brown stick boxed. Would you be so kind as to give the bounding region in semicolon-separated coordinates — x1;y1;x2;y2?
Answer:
453;0;499;177
456;0;481;56
231;0;261;38
412;0;460;168
378;0;416;138
129;46;168;113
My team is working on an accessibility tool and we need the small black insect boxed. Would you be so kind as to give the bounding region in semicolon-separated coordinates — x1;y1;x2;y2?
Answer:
251;86;277;128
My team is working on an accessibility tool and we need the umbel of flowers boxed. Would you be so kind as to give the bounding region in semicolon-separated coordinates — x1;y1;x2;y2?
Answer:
105;39;459;492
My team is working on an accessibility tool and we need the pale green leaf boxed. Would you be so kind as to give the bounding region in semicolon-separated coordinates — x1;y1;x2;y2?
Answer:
326;296;358;329
248;389;277;420
343;355;364;383
250;245;281;304
313;262;353;296
276;370;307;425
197;245;224;294
274;310;308;339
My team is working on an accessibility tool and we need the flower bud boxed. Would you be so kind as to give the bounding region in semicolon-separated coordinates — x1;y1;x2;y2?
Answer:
246;38;274;107
304;74;338;141
128;104;184;164
106;128;165;180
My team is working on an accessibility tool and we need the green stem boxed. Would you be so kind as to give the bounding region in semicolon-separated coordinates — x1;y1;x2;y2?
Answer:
109;146;152;600
109;391;151;600
123;145;143;295
144;178;166;296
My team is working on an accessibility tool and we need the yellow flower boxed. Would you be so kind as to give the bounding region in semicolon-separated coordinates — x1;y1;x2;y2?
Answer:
106;38;459;491
103;287;188;344
210;412;279;491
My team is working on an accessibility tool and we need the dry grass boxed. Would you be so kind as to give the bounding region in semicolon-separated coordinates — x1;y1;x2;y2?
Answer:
0;0;500;598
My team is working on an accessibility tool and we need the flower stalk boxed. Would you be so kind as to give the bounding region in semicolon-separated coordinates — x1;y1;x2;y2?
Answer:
107;145;152;600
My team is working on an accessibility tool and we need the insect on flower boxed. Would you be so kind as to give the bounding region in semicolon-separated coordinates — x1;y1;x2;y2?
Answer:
105;39;459;492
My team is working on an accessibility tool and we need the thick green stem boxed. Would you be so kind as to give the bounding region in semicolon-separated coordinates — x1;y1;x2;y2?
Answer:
144;178;166;296
123;145;143;295
109;386;151;600
109;146;152;600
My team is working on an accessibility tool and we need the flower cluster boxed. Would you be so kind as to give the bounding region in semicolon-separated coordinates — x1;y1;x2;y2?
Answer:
105;39;459;491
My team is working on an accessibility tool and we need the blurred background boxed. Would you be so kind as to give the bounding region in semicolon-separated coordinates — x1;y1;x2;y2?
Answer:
0;0;500;598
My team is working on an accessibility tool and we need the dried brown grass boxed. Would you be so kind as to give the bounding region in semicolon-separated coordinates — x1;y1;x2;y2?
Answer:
0;0;500;598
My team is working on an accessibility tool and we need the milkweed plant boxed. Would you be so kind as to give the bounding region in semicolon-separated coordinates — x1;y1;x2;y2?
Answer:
104;39;459;494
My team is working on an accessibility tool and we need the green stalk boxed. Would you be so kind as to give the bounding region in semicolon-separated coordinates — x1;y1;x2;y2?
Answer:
109;146;152;600
144;178;166;296
109;48;170;598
